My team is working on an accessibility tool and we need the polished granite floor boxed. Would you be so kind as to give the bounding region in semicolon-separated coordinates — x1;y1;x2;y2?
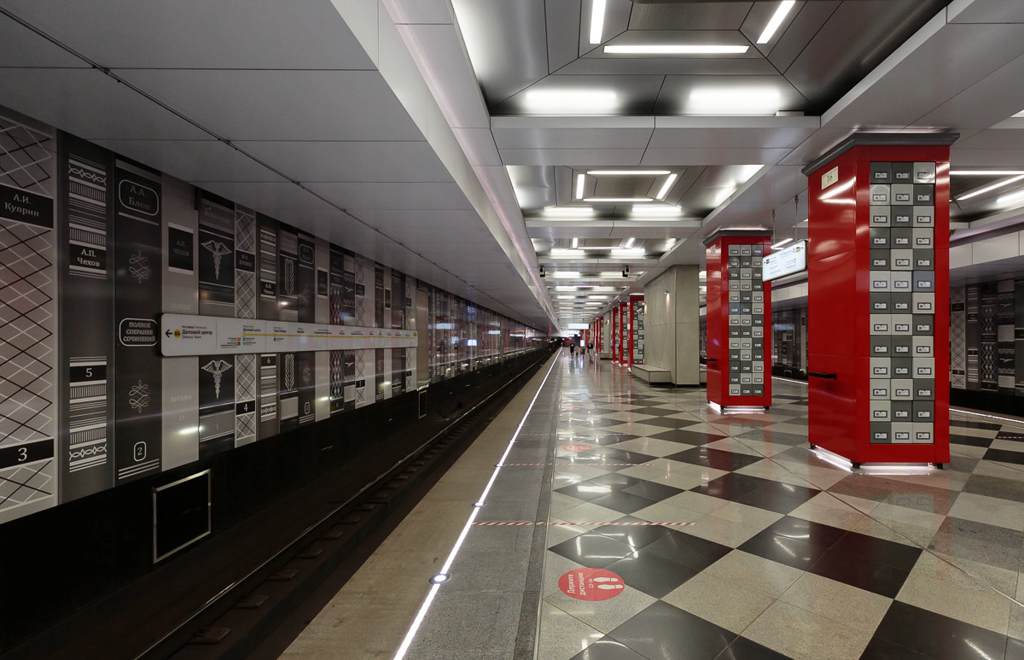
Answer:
530;352;1024;660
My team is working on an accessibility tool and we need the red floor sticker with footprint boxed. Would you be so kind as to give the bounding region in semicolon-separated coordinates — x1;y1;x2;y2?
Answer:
558;568;624;601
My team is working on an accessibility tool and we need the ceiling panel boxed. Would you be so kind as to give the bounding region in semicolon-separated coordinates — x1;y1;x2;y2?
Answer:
641;147;788;166
92;139;284;183
784;0;947;112
239;140;452;183
450;0;549;104
0;13;88;67
0;68;209;140
949;0;1024;24
545;0;581;72
627;2;752;30
650;116;820;149
555;56;778;76
306;181;474;214
492;117;654;149
115;69;424;141
757;2;838;71
500;147;646;166
0;0;375;69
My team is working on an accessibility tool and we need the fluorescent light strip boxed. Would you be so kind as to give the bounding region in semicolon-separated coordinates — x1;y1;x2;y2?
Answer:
571;237;579;249
605;44;749;55
549;248;584;258
589;0;606;45
553;271;581;278
586;169;671;176
624;237;635;248
392;358;558;660
958;174;1024;201
757;1;796;44
585;197;652;203
575;173;585;200
655;173;679;200
632;204;683;217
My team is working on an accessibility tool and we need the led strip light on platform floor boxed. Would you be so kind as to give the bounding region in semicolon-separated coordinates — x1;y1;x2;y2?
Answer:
393;355;558;660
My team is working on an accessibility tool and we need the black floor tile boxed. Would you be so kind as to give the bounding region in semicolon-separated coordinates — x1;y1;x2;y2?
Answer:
585;433;641;446
951;419;1003;431
666;446;764;471
637;417;692;429
964;473;1024;502
950;434;994;448
549;533;634;568
639;527;731;573
869;601;1008;660
570;638;647;660
592;491;660;514
714;636;789;659
650;428;727;445
859;637;929;659
574;448;656;467
621;478;683;503
692;473;819;514
591;518;671;550
807;530;920;597
737;429;808;446
739;517;846;571
984;448;1024;465
630;406;683;416
609;601;736;659
605;553;699;598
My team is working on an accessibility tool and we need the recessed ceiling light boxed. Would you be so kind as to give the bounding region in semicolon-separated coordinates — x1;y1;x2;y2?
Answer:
771;237;794;249
524;89;618;114
542;206;594;218
588;295;609;300
550;248;585;258
757;1;796;45
655;173;679;200
586;169;671;176
687;87;783;115
575;173;585;200
604;44;749;55
589;0;606;45
956;174;1024;201
584;197;652;203
571;237;579;248
553;271;581;278
557;295;574;300
611;247;645;257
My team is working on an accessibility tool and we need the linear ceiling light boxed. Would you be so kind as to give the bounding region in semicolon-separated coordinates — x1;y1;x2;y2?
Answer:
631;204;684;217
611;247;645;257
956;174;1024;201
524;89;618;114
586;169;671;176
950;170;1024;176
585;197;652;203
542;206;594;218
589;0;606;45
655;173;679;200
605;44;749;55
624;237;636;248
571;237;579;248
588;295;609;300
553;271;582;278
557;295;575;300
687;87;783;115
575;173;585;200
757;1;796;44
550;248;585;258
599;271;626;278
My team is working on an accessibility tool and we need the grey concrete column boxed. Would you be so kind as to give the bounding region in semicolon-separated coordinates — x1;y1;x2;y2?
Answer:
643;265;701;385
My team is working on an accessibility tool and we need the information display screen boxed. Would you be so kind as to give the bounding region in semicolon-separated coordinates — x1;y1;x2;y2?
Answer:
762;240;807;281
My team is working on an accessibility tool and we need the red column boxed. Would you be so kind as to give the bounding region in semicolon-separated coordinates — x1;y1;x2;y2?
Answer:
618;302;628;365
803;133;952;466
629;294;644;367
611;306;619;364
703;230;772;411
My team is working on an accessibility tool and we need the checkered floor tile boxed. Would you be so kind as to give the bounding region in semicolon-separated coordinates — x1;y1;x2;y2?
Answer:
537;353;1024;660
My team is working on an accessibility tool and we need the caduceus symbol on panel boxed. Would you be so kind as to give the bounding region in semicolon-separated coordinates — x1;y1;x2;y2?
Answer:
201;358;233;398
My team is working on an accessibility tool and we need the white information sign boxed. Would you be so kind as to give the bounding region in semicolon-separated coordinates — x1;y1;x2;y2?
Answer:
160;314;418;357
762;240;807;281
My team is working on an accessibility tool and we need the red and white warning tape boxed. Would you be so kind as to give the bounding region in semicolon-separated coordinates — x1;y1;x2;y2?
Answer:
473;520;695;528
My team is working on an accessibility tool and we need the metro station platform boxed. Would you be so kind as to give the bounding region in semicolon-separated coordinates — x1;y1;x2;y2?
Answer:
286;350;1024;660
